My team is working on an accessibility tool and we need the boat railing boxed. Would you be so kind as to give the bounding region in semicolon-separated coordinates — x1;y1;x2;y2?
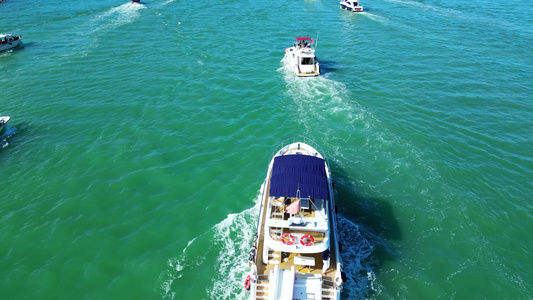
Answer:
269;135;330;169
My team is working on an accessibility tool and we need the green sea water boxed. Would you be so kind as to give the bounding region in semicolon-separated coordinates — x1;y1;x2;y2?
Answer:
1;0;532;299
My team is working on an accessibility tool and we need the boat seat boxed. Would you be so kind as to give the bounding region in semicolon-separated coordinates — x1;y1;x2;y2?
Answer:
294;255;315;272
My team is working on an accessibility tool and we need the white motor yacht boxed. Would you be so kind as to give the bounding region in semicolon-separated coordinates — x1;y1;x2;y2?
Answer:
340;0;364;12
284;37;320;77
0;34;23;52
246;138;344;300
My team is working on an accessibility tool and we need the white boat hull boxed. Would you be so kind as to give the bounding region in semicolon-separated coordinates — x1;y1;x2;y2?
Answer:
340;1;364;12
0;35;23;52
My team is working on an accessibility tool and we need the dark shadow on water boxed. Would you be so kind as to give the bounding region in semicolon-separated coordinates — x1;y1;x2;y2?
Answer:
329;160;402;298
318;60;341;75
0;123;20;153
332;159;402;242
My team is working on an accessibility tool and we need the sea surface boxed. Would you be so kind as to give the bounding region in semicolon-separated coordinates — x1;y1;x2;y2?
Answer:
1;0;532;299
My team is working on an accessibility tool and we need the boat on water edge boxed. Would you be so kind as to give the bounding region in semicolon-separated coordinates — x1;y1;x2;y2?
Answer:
284;37;320;77
0;34;23;52
247;138;344;299
340;0;364;12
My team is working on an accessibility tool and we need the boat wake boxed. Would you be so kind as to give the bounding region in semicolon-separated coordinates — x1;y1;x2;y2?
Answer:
359;12;389;24
54;3;146;60
278;56;373;146
159;196;260;300
279;53;441;182
337;216;385;299
88;3;146;35
384;0;462;15
0;50;15;57
159;186;383;299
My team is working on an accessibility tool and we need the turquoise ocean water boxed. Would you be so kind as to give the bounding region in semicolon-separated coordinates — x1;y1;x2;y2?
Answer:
1;0;532;299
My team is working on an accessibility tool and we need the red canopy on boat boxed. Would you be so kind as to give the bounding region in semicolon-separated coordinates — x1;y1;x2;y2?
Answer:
296;37;312;41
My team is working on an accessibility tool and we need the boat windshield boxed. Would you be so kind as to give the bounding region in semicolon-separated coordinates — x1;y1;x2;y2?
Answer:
300;57;315;65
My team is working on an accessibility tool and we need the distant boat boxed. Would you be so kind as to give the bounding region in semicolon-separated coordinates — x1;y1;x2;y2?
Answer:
284;37;320;77
246;139;344;299
0;34;23;52
340;0;364;12
0;116;10;135
131;0;142;4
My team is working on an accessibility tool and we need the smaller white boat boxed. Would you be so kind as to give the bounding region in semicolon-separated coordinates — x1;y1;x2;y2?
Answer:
284;37;320;77
0;34;23;52
340;0;364;12
0;116;10;135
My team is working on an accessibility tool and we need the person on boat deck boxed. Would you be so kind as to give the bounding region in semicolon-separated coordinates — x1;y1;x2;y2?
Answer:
322;248;331;276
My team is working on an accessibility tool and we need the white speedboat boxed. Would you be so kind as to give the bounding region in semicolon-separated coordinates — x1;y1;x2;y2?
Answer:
246;139;344;300
340;0;364;12
0;116;10;135
0;34;23;52
284;37;320;77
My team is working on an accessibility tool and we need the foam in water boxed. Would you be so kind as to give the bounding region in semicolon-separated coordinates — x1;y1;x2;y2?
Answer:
91;3;146;34
337;216;385;299
160;186;382;299
279;52;443;190
55;3;146;59
359;12;390;25
278;55;375;148
159;194;260;300
278;57;363;120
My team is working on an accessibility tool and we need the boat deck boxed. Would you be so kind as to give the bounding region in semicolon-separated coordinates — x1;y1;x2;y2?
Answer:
257;250;338;281
256;195;340;283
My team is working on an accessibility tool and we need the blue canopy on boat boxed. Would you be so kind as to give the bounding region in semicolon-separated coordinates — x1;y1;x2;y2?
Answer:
269;154;330;200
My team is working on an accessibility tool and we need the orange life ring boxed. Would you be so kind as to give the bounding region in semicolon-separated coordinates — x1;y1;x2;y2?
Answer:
244;275;251;290
281;233;295;245
300;235;314;246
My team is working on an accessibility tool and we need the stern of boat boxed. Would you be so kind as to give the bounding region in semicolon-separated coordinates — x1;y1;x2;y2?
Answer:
297;62;320;77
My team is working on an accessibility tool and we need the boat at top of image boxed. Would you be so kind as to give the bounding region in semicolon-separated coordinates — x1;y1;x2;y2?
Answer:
340;0;364;12
0;116;10;135
0;34;23;52
246;139;344;300
284;37;320;77
131;0;144;4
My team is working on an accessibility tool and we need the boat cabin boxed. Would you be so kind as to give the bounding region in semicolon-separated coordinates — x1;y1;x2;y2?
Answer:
340;0;364;12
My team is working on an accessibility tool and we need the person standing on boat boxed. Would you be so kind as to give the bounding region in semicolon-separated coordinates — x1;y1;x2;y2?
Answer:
322;248;331;276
